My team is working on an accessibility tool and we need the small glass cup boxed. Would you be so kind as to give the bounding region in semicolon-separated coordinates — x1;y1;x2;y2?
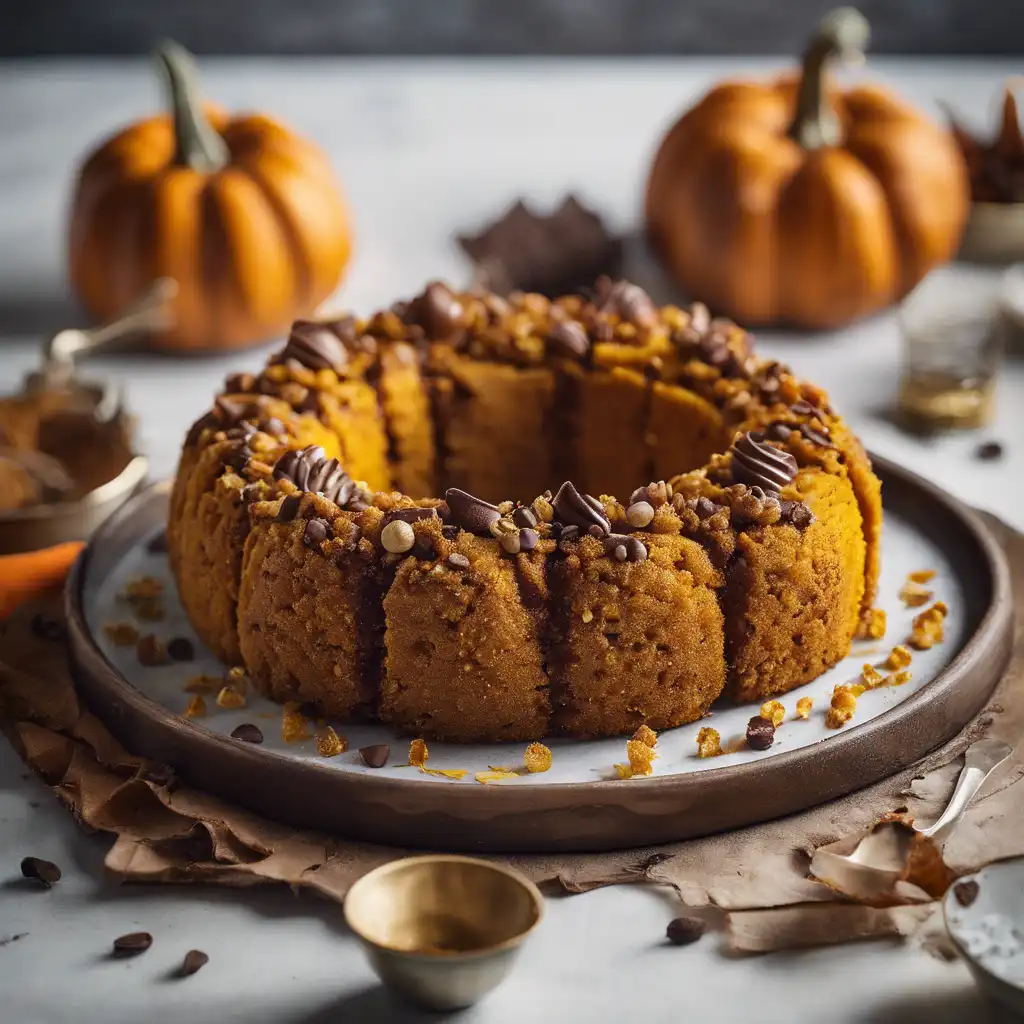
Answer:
897;266;1011;430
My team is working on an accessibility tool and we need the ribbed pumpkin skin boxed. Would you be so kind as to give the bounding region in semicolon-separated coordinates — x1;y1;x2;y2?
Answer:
69;107;352;352
645;76;969;330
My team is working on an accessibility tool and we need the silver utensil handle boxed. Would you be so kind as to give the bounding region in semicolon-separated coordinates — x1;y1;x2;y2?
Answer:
916;739;1012;843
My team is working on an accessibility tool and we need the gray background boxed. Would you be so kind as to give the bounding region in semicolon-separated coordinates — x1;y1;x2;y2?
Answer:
5;0;1024;55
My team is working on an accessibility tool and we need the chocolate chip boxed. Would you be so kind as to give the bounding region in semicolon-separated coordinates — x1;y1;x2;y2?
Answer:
552;481;610;536
167;637;194;662
179;949;209;977
953;880;980;907
276;494;303;523
359;744;390;768
512;506;538;529
20;857;61;888
745;715;776;751
112;932;153;957
665;916;706;946
445;488;501;535
790;399;822;417
231;723;264;744
975;441;1004;461
547;320;590;359
593;277;658;327
798;422;836;449
146;531;169;554
766;423;793;442
30;613;65;642
409;282;463;340
279;320;348;371
303;517;330;549
224;372;255;394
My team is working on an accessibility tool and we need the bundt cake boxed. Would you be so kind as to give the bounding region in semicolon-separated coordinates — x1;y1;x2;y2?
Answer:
167;278;882;742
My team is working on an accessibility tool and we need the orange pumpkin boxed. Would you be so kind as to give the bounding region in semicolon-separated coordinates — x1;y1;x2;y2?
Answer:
69;42;353;352
645;8;969;330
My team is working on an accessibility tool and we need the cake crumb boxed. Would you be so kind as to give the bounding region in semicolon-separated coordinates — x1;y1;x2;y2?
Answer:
696;727;722;758
626;738;656;777
885;645;912;670
886;669;913;686
795;697;813;719
759;700;785;727
861;663;884;688
524;742;552;773
856;608;887;640
315;726;347;757
826;685;859;729
408;738;428;767
910;601;948;650
282;702;311;743
184;694;207;719
104;622;139;646
184;674;221;694
908;569;936;584
631;725;658;749
215;686;246;710
899;579;933;607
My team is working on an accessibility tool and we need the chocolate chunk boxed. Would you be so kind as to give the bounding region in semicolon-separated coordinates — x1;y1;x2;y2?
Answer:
446;552;471;570
953;880;980;907
179;950;209;977
730;432;798;494
112;932;153;957
297;390;321;415
167;637;195;662
519;528;539;552
445;488;501;535
276;493;303;523
303;517;331;549
359;744;390;768
231;723;264;744
975;440;1004;461
408;282;463;340
224;371;255;394
20;857;61;888
547;320;590;359
146;531;169;554
592;277;658;328
552;481;610;536
605;534;648;563
457;195;623;298
512;506;538;529
383;507;439;526
441;524;460;541
30;613;65;642
745;715;776;751
665;916;706;946
278;320;348;371
779;500;815;530
273;447;355;506
790;399;823;417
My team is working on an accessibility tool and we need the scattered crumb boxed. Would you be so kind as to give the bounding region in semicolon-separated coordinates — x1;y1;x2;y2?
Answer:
899;579;933;607
184;694;207;719
581;607;594;623
696;727;723;758
908;570;937;584
315;726;347;757
104;622;139;646
215;686;246;710
613;763;634;780
135;634;167;667
975;441;1003;462
861;663;884;689
632;725;658;749
856;608;886;641
886;669;913;686
281;702;311;743
125;577;163;600
225;666;249;692
524;742;552;773
825;685;859;729
626;738;656;777
759;700;785;727
910;601;948;651
408;738;428;767
795;697;813;719
184;674;221;694
132;600;165;622
885;645;913;671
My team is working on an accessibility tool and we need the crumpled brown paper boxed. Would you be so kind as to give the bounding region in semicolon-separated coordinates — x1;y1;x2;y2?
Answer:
2;514;1022;956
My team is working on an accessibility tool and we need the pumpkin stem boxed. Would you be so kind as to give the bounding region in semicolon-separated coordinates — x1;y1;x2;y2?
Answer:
154;40;229;173
788;7;870;150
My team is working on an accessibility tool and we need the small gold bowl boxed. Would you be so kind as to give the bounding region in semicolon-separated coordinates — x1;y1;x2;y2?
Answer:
343;855;544;1011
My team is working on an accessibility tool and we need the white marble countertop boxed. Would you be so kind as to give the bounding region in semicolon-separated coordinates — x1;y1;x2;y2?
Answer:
1;57;1022;1023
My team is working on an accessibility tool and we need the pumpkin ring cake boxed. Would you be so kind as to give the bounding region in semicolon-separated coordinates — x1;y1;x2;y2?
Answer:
168;278;881;742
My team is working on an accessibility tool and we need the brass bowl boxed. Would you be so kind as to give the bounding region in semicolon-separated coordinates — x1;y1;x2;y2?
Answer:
343;855;544;1011
0;454;148;556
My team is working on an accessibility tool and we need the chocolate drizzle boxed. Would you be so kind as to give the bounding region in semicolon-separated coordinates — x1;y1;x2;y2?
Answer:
273;446;358;506
445;488;501;534
552;481;610;536
278;321;348;371
729;432;798;494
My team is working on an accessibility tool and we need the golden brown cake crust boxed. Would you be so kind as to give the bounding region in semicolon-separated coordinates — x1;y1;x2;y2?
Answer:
168;279;883;742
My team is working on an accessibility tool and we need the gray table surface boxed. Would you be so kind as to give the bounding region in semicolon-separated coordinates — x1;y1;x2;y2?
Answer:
1;57;1023;1023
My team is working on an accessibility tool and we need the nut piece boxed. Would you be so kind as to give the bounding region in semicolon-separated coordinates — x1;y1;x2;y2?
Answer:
231;723;263;744
184;694;207;719
745;715;775;751
179;950;209;977
910;601;948;650
113;932;153;957
524;742;552;773
316;726;347;757
136;634;167;667
216;686;246;710
408;738;428;767
282;701;311;743
860;663;884;689
826;685;859;729
899;579;933;607
856;608;887;641
104;622;139;646
381;519;416;554
885;645;912;671
795;696;814;719
696;727;722;758
759;700;785;727
626;501;655;528
886;669;913;686
20;856;61;888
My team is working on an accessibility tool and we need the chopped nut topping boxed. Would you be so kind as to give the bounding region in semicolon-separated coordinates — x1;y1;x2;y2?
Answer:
795;697;813;719
626;501;655;528
626;738;656;777
104;622;139;646
136;634;167;667
899;579;933;607
856;608;887;641
408;738;428;767
861;664;884;689
908;569;937;584
524;742;552;773
887;669;913;686
632;724;658;749
826;685;860;729
282;701;311;743
885;645;912;670
696;727;722;758
759;700;785;727
316;726;347;757
215;686;246;710
910;601;948;650
184;694;207;719
184;674;221;694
